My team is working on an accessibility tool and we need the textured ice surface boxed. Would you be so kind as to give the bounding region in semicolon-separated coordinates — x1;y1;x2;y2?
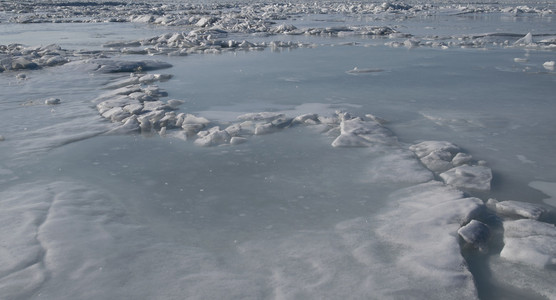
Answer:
488;199;549;220
376;181;484;299
440;165;493;192
500;219;556;268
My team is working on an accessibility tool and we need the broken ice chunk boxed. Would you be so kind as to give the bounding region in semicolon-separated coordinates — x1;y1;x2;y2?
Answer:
254;123;278;135
230;136;247;145
194;127;230;146
488;199;548;220
452;152;473;166
420;150;454;172
409;141;460;159
514;32;534;45
291;113;320;125
458;220;490;252
332;117;396;147
440;165;492;192
44;97;61;105
500;219;556;268
543;61;555;70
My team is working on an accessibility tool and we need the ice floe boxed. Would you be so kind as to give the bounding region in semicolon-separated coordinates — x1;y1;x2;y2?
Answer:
487;198;549;220
458;220;490;252
440;165;492;192
500;219;556;268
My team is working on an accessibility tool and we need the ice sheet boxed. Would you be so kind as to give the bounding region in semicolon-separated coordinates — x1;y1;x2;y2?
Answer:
1;0;556;299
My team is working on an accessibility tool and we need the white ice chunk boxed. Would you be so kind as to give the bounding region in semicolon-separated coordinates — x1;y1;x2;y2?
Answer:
332;117;396;148
489;199;548;220
500;219;556;268
409;141;460;158
440;165;492;192
458;220;490;251
452;152;473;166
513;57;528;63
420;149;454;172
230;136;247;145
107;115;140;134
194;127;230;146
182;114;210;126
291;113;320;125
96;96;139;114
514;32;534;45
102;107;131;122
44;97;61;105
543;61;555;70
166;99;185;109
254;123;279;135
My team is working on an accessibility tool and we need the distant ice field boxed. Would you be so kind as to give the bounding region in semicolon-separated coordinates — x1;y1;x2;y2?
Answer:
1;1;556;299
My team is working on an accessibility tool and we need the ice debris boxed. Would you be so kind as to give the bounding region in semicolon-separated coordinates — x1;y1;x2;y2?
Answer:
44;97;61;105
458;220;490;252
543;61;555;70
409;141;492;192
440;165;492;192
331;116;397;148
487;199;549;220
0;44;71;72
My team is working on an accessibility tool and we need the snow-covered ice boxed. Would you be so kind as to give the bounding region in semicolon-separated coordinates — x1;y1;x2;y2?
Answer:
1;0;556;299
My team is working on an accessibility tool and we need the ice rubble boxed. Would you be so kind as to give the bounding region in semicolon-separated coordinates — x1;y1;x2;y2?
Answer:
0;44;70;72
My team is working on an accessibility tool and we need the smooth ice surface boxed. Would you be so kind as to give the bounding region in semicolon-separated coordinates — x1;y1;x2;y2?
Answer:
530;181;556;208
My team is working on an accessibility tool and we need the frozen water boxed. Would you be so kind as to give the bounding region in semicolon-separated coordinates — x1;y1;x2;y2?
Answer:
1;0;556;299
500;219;556;268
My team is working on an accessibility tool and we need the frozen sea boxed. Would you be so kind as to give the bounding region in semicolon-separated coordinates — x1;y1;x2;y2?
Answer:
1;0;556;299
